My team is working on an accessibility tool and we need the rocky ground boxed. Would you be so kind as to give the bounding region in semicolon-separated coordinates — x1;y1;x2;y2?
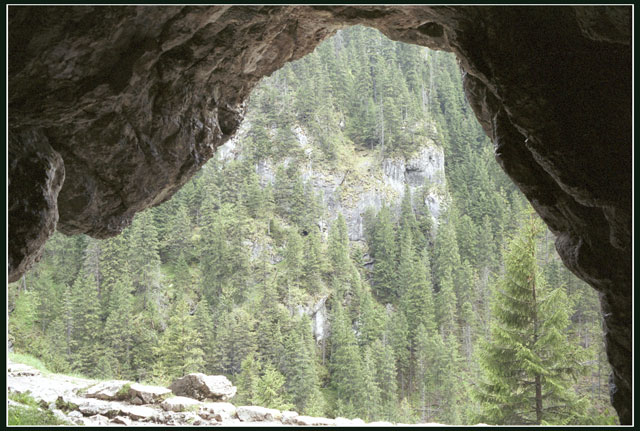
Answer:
8;359;446;426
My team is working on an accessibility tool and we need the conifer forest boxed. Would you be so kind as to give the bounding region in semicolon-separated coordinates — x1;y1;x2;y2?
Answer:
7;26;617;425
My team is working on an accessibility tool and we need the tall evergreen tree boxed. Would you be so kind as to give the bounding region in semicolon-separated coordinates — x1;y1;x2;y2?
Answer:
474;216;588;425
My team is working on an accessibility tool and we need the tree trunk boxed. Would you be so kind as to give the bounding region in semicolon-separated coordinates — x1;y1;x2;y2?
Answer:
535;374;543;424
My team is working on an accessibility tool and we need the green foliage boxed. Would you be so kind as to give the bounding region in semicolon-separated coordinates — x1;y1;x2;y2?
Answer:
9;392;70;425
153;297;205;381
8;353;51;375
474;216;588;425
254;364;295;411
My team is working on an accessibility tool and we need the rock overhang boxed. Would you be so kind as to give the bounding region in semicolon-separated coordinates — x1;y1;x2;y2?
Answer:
8;5;631;424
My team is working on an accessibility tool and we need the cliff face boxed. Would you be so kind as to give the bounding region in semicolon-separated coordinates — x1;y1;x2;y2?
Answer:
223;122;448;242
8;6;631;422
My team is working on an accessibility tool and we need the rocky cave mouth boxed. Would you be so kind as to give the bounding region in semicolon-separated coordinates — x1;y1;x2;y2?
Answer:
8;6;632;424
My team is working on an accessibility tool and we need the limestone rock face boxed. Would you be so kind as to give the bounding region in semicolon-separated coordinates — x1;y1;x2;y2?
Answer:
169;373;237;401
198;402;237;422
127;383;173;405
294;415;336;426
84;380;131;401
8;5;631;423
160;396;202;412
236;406;282;422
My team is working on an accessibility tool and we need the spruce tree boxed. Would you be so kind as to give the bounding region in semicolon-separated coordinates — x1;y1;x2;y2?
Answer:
474;216;587;425
154;297;205;381
371;206;397;303
103;268;135;379
70;269;102;376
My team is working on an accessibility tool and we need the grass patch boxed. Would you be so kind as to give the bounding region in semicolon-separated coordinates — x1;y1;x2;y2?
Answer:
55;397;79;412
8;392;71;426
116;382;133;400
8;405;71;426
9;391;41;409
9;352;51;375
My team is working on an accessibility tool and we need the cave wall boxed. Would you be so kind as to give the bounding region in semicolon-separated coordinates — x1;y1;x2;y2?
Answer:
8;6;631;424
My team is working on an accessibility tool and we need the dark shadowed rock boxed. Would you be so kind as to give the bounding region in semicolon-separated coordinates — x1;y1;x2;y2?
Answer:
169;373;236;401
8;129;64;283
8;5;631;423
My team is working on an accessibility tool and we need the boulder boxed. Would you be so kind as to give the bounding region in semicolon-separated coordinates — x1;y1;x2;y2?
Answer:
160;396;203;412
84;380;131;400
86;414;111;426
119;404;159;421
128;382;173;405
294;415;336;426
236;406;282;422
368;421;394;426
7;362;41;377
281;410;299;425
76;398;125;417
50;409;71;423
111;416;132;426
169;373;237;401
198;402;237;421
335;417;365;426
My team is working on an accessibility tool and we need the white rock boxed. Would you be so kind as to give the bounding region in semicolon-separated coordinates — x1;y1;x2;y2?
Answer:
198;401;237;421
67;410;83;418
86;414;111;425
84;380;131;400
294;415;336;426
170;373;237;401
7;362;41;377
111;416;132;426
236;406;282;422
120;404;159;421
50;408;71;423
368;421;395;426
281;410;299;424
77;398;125;417
335;417;358;426
128;383;173;404
161;396;203;412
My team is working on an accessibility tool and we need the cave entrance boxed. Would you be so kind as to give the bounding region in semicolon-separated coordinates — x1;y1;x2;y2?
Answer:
8;23;618;425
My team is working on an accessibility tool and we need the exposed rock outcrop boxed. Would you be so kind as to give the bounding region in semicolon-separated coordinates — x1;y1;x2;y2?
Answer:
8;6;631;422
236;406;282;422
128;383;173;405
84;380;130;401
227;123;448;242
169;373;237;401
5;360;469;426
160;396;202;413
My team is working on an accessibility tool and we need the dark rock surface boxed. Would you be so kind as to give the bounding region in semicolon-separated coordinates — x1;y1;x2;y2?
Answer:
8;6;631;423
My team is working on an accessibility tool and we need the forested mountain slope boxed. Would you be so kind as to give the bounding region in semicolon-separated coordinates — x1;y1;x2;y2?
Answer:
8;26;615;425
